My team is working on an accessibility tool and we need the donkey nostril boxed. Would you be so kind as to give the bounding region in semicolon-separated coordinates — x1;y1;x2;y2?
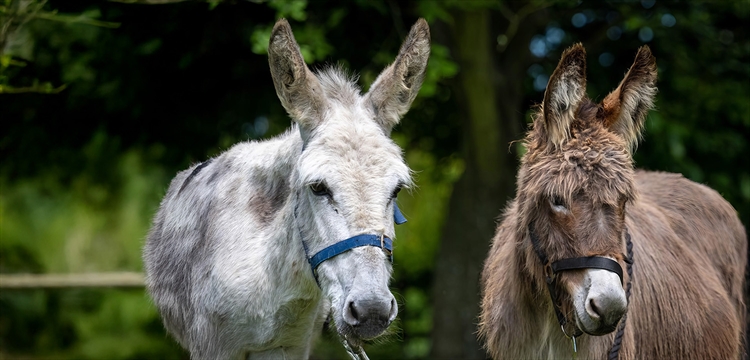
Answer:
343;300;360;326
587;298;602;319
349;302;359;321
388;298;398;322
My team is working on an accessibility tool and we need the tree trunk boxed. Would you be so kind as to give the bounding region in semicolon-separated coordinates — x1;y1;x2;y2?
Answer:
429;7;545;358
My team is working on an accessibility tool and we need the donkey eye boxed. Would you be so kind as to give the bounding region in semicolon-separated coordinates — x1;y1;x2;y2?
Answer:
310;182;331;197
549;195;567;211
391;184;403;199
551;196;564;206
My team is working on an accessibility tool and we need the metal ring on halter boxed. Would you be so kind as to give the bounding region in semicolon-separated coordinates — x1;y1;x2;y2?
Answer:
339;333;370;360
561;324;574;338
561;324;579;354
380;234;393;257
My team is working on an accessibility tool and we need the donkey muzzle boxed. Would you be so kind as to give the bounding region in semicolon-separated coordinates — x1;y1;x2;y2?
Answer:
577;268;627;335
343;294;398;339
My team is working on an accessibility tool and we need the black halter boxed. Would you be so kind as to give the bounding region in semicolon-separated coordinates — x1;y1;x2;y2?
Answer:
528;222;634;358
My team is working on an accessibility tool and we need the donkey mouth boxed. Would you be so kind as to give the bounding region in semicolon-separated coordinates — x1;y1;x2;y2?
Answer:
352;319;393;340
338;318;393;345
575;308;624;336
576;317;619;336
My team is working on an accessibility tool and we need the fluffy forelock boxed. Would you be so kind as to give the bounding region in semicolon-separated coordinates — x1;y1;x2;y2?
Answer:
520;100;637;207
315;66;362;109
298;122;411;186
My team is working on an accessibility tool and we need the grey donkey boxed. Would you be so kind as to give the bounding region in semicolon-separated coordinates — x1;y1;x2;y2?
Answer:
143;18;430;359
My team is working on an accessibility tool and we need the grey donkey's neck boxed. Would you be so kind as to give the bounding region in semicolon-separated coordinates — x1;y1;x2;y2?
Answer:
264;126;321;290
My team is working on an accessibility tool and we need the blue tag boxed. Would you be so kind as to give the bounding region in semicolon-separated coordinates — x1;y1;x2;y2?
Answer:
394;202;407;225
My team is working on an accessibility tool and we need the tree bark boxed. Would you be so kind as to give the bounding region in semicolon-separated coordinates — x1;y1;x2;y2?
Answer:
429;7;545;358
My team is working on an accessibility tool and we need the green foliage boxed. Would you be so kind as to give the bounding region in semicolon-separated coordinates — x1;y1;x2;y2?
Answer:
0;0;118;93
251;21;333;63
393;133;464;280
419;44;458;98
0;138;186;358
1;146;164;273
249;0;337;63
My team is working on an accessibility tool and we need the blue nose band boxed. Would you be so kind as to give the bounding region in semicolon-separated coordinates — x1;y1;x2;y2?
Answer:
300;202;407;282
308;234;394;271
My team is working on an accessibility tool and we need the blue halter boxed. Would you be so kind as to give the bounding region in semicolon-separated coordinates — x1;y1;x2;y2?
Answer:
300;202;407;283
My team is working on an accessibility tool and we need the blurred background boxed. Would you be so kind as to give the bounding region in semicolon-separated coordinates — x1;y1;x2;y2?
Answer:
1;0;748;358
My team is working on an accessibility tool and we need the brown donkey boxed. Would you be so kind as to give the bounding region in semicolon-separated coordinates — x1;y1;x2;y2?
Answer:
479;44;746;359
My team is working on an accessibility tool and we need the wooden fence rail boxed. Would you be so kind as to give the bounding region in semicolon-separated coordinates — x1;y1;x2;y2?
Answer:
0;272;145;289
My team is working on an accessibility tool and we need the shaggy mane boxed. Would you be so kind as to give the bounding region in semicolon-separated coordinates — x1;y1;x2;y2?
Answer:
315;66;361;107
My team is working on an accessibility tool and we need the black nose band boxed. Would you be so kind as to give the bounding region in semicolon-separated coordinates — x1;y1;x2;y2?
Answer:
527;223;624;282
551;256;624;284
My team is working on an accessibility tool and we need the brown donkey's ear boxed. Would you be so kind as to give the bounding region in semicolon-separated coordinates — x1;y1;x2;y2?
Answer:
365;18;430;135
542;43;588;148
268;19;325;131
601;46;657;151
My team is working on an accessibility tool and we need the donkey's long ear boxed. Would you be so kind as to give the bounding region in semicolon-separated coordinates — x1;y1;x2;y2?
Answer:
601;46;657;151
268;19;325;130
542;43;587;148
365;18;430;135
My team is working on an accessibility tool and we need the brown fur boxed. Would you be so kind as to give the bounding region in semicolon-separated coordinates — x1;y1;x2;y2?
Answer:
479;45;746;359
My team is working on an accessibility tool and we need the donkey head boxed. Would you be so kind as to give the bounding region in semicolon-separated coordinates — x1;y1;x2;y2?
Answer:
268;19;429;344
518;44;656;336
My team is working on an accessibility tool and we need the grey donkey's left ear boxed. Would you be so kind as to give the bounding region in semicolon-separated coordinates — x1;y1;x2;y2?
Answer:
268;19;325;131
365;18;430;134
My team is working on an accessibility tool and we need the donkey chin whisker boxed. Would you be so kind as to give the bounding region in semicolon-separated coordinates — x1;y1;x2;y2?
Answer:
340;331;363;348
334;316;398;346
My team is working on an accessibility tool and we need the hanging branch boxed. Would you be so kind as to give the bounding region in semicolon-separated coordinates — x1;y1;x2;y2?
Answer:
0;0;47;54
34;10;120;28
0;0;120;94
496;2;551;53
108;0;235;5
109;0;196;3
0;82;66;93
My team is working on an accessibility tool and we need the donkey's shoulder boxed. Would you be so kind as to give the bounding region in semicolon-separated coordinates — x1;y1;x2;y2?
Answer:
635;170;733;209
215;129;300;177
633;170;744;239
172;129;301;196
154;129;302;237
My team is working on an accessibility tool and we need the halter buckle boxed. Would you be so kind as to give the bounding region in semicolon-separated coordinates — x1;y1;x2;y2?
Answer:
544;263;555;284
381;234;393;258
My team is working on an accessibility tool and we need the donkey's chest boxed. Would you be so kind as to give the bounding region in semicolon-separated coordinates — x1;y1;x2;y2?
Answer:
222;294;323;351
269;297;318;327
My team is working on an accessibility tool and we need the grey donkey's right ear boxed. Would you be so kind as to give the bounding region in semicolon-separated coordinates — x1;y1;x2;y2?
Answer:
268;19;325;130
365;18;430;135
